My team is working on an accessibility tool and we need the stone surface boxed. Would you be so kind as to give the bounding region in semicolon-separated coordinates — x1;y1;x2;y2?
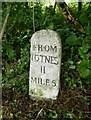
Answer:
29;29;62;100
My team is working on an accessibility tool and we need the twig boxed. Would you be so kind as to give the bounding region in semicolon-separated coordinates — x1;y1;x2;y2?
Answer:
53;2;57;14
35;108;43;120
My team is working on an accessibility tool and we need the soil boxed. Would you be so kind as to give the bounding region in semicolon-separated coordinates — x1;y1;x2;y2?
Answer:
2;87;91;119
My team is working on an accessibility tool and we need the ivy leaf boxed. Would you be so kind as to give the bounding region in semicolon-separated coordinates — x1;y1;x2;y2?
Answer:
78;60;91;78
78;44;90;59
79;44;90;53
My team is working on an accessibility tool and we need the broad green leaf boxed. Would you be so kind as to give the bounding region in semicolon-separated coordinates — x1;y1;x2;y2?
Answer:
78;44;90;59
78;60;91;78
79;44;90;53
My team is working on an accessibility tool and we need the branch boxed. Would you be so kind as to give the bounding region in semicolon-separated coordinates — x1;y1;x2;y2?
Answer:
0;3;13;40
56;2;85;33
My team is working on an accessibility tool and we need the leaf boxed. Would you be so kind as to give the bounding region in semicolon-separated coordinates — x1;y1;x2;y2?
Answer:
22;35;28;40
78;44;89;53
66;34;78;46
68;59;74;64
5;44;15;60
78;45;90;59
47;23;54;29
65;111;74;119
78;60;91;78
69;65;76;69
10;113;13;118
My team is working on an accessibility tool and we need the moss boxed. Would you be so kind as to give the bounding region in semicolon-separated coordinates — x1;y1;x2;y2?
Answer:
29;88;43;97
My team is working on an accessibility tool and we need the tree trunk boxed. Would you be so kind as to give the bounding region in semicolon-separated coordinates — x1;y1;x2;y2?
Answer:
56;1;85;33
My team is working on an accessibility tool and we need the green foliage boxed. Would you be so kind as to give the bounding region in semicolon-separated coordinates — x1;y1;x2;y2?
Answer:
63;111;75;119
43;109;59;119
2;2;91;119
2;1;91;91
78;60;91;79
77;43;91;84
66;33;78;46
3;43;16;61
2;2;91;91
78;44;90;59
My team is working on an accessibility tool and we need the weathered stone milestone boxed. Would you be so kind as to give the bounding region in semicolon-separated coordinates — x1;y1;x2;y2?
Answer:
29;29;62;100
